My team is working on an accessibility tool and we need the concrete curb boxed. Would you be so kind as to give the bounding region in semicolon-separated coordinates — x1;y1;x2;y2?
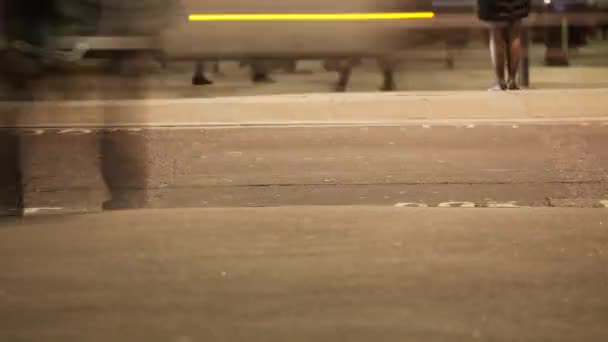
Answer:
1;89;607;128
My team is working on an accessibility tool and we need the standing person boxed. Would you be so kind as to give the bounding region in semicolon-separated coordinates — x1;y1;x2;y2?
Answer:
478;0;531;90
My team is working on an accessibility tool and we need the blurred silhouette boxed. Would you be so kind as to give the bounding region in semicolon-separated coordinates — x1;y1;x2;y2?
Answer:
0;0;46;216
0;102;25;217
0;0;176;214
543;0;592;66
324;57;397;92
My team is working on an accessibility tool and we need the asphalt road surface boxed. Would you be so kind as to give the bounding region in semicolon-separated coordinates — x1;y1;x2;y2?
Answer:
2;122;608;214
1;108;608;341
1;207;608;341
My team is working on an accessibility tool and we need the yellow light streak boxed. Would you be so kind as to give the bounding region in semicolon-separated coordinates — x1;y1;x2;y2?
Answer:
188;12;435;22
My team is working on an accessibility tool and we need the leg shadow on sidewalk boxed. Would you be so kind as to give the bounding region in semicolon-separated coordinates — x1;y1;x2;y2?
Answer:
99;52;150;211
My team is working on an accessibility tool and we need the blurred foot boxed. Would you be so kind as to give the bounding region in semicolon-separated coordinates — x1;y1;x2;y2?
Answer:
334;83;347;92
445;57;455;70
252;74;275;84
507;80;520;90
192;74;213;85
380;82;396;92
488;81;507;91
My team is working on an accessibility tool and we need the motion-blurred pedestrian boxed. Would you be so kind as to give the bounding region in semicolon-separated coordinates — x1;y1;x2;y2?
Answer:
324;57;397;92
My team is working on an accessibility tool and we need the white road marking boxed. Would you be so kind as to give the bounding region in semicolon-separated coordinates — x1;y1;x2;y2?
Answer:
438;201;476;208
600;200;608;208
580;122;590;127
20;129;45;136
487;201;520;208
11;117;608;132
57;128;92;135
394;203;428;208
23;207;63;215
483;168;514;172
227;151;243;157
466;124;475;129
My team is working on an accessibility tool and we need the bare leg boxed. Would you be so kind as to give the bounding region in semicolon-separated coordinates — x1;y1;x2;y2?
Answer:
489;24;507;87
377;56;396;91
336;61;352;92
507;20;523;88
212;61;223;76
445;47;455;70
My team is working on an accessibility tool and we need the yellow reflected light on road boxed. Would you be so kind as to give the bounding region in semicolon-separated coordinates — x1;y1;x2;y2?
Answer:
188;12;435;22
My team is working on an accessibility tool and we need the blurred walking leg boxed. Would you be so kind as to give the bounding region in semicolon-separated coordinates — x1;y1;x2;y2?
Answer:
377;56;397;92
0;85;25;216
0;0;48;216
489;23;507;90
192;61;213;85
250;60;274;83
335;63;353;92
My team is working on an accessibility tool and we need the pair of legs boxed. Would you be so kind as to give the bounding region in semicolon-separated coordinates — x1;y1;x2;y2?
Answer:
489;20;523;90
192;61;221;85
326;57;396;92
246;60;299;83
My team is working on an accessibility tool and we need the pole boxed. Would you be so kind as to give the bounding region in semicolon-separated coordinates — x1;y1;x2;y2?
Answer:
520;26;530;88
561;16;569;57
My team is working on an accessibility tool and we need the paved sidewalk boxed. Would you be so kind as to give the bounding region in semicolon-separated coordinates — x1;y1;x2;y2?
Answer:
2;41;608;101
2;88;607;128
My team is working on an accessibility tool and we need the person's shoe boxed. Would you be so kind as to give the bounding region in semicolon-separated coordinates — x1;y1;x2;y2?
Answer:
488;81;507;91
334;82;347;92
507;80;520;90
192;74;213;85
252;73;275;84
380;81;396;92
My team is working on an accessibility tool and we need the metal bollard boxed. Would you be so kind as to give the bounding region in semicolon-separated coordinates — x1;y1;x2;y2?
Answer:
561;16;569;53
519;26;530;88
